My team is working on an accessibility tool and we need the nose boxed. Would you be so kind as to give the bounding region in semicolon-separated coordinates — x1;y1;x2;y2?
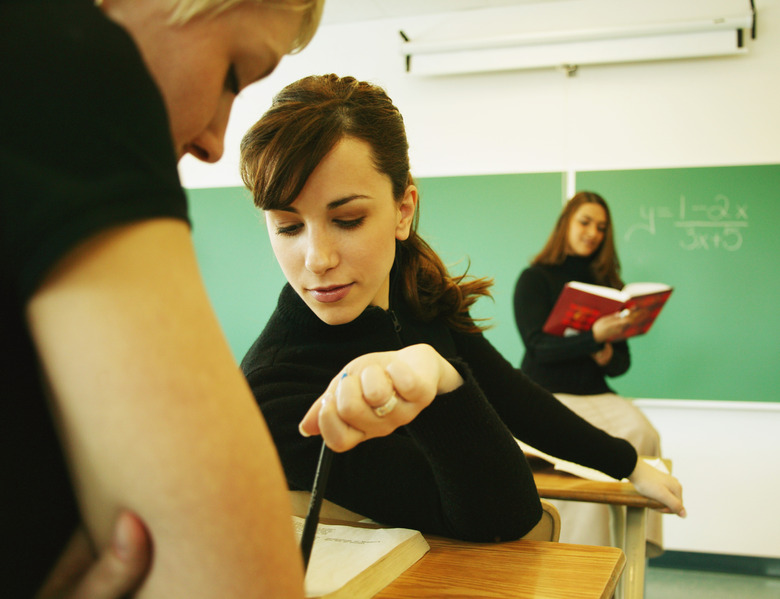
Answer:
183;96;233;163
305;229;338;275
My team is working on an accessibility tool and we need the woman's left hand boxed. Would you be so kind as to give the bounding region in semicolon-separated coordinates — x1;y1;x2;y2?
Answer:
590;342;614;366
628;459;687;517
298;343;463;452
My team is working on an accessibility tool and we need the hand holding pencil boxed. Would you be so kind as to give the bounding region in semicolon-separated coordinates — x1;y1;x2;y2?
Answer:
299;344;464;453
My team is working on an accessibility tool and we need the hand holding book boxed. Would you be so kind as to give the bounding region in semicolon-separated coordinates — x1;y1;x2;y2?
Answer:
591;311;640;343
543;281;673;340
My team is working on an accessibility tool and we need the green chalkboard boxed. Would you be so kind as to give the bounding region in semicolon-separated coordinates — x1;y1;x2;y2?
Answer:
188;186;287;360
188;164;779;403
187;172;564;366
415;172;565;367
576;165;780;403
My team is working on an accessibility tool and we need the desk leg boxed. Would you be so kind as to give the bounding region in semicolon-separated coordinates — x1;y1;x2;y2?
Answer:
621;506;647;599
609;505;626;599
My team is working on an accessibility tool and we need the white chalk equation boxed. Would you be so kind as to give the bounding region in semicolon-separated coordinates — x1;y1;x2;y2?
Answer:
624;194;748;251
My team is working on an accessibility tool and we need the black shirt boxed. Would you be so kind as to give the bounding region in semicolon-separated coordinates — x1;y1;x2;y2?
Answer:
242;283;637;542
1;1;188;592
514;255;631;394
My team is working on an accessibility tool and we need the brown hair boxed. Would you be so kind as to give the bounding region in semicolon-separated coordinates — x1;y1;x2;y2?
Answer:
532;191;623;288
240;74;492;332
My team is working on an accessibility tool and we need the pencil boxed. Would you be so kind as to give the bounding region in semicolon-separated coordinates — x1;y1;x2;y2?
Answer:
300;440;334;572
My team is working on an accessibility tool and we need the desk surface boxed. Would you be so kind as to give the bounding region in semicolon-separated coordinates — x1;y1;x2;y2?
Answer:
530;459;664;509
376;535;625;599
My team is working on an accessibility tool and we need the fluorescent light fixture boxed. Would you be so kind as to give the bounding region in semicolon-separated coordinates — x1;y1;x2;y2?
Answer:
401;0;756;76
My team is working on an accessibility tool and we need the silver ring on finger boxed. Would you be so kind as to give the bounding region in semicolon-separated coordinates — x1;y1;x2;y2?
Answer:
372;392;399;417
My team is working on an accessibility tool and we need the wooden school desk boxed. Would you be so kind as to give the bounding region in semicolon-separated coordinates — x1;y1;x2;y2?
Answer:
530;458;668;599
376;535;625;599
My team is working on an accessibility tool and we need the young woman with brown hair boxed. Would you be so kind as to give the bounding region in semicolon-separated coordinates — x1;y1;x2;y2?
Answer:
239;75;684;543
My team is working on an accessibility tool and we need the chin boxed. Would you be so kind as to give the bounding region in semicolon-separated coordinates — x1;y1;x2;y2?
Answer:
310;306;359;327
574;246;596;257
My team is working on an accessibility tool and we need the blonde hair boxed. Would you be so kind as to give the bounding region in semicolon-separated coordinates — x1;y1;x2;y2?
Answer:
163;0;323;52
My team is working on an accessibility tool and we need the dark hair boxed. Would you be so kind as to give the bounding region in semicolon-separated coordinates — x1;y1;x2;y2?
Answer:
240;74;492;332
532;191;623;288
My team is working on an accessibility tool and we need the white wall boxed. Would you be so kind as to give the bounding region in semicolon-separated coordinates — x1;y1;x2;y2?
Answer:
180;1;780;558
180;0;780;188
635;400;780;559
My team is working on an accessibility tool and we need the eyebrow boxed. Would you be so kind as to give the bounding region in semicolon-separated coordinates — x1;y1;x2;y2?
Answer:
275;195;370;213
580;215;608;225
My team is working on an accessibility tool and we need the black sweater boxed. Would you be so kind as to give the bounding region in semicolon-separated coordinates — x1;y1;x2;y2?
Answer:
514;255;631;394
242;283;637;542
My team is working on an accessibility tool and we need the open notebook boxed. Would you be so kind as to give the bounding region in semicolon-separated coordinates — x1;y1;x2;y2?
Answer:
292;517;429;598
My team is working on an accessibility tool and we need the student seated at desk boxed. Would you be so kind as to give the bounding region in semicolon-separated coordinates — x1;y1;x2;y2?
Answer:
238;74;685;542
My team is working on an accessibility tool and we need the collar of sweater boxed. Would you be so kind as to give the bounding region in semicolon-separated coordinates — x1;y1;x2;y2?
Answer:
275;283;398;336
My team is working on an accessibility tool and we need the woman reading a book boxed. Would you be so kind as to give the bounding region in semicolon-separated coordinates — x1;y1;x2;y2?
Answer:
513;191;666;554
239;74;684;543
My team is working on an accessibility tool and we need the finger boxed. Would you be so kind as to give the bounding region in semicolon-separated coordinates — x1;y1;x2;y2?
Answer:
70;511;151;598
299;396;325;437
318;392;365;452
385;359;433;403
668;479;686;517
299;369;346;437
359;364;394;409
334;371;408;437
656;481;685;516
334;371;370;421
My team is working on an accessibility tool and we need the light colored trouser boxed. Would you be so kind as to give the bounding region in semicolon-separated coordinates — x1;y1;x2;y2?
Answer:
550;392;664;558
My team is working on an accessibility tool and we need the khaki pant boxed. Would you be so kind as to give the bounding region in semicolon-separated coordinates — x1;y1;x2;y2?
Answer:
550;392;664;557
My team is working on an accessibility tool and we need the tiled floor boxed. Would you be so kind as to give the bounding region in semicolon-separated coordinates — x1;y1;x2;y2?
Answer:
645;566;780;598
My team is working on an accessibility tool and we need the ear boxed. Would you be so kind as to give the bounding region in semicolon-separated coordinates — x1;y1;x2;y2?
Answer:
395;185;418;241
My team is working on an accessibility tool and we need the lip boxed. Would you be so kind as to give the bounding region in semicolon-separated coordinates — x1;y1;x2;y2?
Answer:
307;283;353;303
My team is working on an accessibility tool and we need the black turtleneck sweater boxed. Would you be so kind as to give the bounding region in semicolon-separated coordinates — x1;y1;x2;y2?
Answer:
241;283;637;542
514;255;631;395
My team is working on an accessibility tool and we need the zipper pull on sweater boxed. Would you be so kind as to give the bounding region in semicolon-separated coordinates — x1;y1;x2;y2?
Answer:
388;310;402;333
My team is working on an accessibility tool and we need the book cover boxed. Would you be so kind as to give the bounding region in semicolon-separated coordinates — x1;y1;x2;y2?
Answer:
293;517;430;598
542;281;672;339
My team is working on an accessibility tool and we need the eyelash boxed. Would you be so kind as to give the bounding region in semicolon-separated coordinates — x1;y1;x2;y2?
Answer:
335;217;365;230
224;65;240;95
579;219;606;232
276;224;302;236
274;217;366;237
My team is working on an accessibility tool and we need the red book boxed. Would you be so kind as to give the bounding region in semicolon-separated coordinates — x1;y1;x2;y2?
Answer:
543;281;673;339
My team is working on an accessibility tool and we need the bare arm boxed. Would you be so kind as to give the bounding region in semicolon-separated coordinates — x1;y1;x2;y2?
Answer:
27;220;304;598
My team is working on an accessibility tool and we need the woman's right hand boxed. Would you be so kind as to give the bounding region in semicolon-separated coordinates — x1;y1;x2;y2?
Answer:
591;311;636;343
298;343;464;452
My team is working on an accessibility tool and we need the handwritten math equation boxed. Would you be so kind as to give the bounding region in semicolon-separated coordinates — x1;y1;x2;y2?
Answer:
623;194;748;251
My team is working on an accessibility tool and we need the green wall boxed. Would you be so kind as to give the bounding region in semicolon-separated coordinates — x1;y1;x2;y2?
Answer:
188;164;779;402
